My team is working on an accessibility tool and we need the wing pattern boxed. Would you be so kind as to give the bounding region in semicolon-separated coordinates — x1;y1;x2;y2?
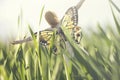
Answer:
34;30;54;45
62;6;82;44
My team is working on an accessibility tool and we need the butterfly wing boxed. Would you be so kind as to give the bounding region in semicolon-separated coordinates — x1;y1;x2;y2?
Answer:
12;30;55;45
38;29;66;53
61;6;82;44
34;30;54;45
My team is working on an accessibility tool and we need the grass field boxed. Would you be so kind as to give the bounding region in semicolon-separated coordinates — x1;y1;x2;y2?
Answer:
0;0;120;80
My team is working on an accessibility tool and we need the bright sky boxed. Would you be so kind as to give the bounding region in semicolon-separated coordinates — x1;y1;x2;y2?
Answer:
0;0;118;41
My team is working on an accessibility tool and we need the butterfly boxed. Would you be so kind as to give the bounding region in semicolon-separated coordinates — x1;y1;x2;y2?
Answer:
12;0;85;52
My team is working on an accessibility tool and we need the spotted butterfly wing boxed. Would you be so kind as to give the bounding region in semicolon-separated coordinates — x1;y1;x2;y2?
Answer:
34;30;54;45
61;6;82;44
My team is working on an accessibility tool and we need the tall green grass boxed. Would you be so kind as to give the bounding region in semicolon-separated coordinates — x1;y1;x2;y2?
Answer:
0;0;120;80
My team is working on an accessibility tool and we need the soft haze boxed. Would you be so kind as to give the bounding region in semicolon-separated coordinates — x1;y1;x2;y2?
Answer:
0;0;117;41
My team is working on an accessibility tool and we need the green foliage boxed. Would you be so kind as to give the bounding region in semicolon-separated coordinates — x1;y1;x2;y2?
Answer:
0;0;120;80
